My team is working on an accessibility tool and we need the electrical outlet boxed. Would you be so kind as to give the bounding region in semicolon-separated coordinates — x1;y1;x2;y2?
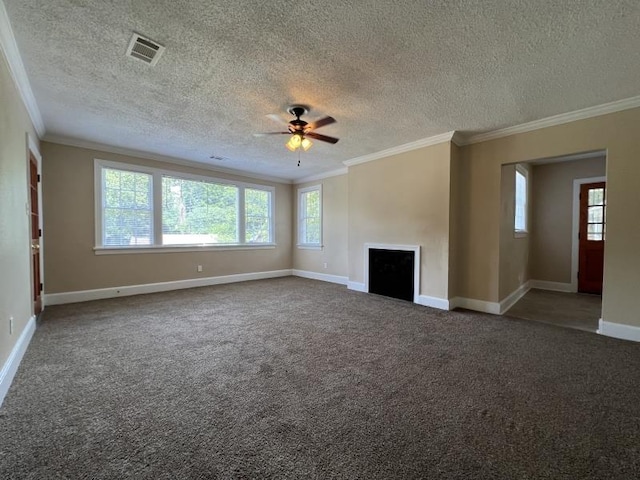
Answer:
197;265;203;272
323;262;328;269
9;317;13;335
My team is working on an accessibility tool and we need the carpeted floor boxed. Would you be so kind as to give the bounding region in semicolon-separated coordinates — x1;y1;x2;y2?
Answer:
1;277;638;479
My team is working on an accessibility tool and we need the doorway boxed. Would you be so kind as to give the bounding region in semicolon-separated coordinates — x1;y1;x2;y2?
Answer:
28;137;43;316
578;181;605;294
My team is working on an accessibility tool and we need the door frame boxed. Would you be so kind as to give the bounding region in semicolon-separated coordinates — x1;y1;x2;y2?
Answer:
27;133;43;314
571;175;606;293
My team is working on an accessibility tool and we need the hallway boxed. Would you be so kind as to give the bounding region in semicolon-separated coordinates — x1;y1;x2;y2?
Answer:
505;289;601;333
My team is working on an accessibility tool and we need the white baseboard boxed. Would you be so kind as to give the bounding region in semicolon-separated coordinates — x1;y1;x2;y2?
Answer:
292;269;348;285
449;297;501;315
417;295;451;310
43;269;293;305
598;319;640;342
499;281;531;314
347;281;366;292
529;280;575;293
0;315;36;407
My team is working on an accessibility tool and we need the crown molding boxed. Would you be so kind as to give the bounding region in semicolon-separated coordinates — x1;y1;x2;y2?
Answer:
43;134;293;184
463;95;640;145
0;1;45;137
343;131;457;167
294;167;348;184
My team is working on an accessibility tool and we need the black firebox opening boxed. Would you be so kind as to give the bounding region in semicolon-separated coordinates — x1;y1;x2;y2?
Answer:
368;249;415;302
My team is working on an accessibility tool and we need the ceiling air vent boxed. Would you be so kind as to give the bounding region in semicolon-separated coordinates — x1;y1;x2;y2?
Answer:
126;33;165;66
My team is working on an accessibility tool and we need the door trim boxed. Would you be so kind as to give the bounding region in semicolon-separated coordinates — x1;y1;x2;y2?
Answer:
27;133;43;312
571;175;606;293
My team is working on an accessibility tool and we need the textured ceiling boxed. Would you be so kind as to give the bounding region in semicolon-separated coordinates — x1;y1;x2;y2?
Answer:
4;0;640;181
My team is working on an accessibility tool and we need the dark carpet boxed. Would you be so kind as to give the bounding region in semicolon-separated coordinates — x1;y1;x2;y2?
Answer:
1;277;639;479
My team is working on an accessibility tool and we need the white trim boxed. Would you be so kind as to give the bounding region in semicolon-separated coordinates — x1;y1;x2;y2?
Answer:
529;280;574;293
294;167;348;184
571;176;607;293
364;243;421;304
598;319;640;343
44;134;292;184
0;3;45;137
292;269;348;285
463;95;640;145
449;297;501;315
43;269;293;305
417;295;450;311
296;245;323;250
499;281;531;314
94;244;276;255
343;131;456;167
0;316;36;407
347;281;366;292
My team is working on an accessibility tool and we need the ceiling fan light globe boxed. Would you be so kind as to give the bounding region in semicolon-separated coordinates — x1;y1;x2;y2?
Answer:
285;139;297;151
301;138;312;151
290;134;302;147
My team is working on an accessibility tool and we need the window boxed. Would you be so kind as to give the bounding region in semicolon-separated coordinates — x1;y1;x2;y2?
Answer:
95;160;274;250
514;165;528;235
101;167;153;246
586;186;606;241
162;176;238;245
245;188;273;243
298;185;322;247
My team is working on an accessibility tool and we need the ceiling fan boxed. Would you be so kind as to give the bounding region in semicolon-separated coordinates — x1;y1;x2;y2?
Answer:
254;105;339;152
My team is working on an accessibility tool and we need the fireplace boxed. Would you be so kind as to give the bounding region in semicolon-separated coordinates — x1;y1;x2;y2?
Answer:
365;244;420;303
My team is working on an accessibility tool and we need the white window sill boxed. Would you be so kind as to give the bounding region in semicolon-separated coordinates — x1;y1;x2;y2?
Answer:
297;244;323;250
94;243;277;255
514;231;528;239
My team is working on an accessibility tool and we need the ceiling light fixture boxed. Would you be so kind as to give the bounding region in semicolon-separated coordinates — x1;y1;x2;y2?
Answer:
285;133;313;152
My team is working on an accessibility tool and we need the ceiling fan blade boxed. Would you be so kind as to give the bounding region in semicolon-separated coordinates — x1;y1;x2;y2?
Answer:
307;116;336;130
306;131;339;144
253;131;290;137
266;114;289;126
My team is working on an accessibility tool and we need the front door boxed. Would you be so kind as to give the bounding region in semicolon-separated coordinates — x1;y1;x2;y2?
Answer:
29;152;42;315
578;181;605;294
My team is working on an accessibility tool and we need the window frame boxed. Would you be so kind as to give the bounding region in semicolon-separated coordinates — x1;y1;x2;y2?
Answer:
94;159;276;253
514;164;529;237
297;184;323;249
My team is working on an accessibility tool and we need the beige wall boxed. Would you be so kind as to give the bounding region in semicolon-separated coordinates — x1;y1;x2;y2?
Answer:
348;142;452;300
0;51;39;368
293;174;348;278
41;142;292;293
530;156;606;284
498;164;531;299
459;107;640;328
448;143;461;298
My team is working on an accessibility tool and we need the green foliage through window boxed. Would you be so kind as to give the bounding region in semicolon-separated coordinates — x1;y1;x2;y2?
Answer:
162;176;238;244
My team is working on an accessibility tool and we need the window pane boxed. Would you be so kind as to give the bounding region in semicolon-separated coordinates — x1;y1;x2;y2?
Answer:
587;223;604;241
245;188;272;243
588;206;604;223
162;176;238;244
514;169;527;231
588;188;604;206
588;224;603;234
102;168;153;246
300;189;321;244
